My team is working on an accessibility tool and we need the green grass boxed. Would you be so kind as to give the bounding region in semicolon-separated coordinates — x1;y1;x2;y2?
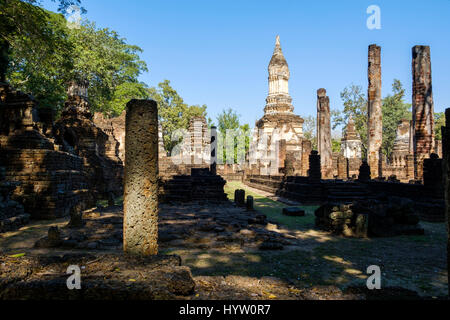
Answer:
160;181;448;297
224;181;318;230
96;196;124;207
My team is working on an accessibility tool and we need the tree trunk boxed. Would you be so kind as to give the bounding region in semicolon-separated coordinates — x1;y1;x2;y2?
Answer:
0;37;10;82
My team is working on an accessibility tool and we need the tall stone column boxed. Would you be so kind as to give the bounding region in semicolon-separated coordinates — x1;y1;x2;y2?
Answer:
123;99;159;256
308;150;321;183
317;88;332;179
412;45;435;180
367;44;382;179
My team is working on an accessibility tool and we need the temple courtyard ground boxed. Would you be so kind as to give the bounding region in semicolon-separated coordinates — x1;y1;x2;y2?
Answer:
0;182;447;299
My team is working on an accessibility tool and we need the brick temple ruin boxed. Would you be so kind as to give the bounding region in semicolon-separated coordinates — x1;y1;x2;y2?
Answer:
0;79;123;230
0;37;446;235
94;38;443;188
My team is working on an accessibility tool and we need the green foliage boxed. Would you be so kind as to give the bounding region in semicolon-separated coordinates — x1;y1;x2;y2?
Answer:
434;112;445;141
68;20;148;115
216;108;250;163
148;80;207;154
302;115;317;150
381;79;411;158
332;84;368;157
239;123;251;163
331;139;341;153
7;10;73;109
217;108;240;134
5;7;148;115
0;0;83;81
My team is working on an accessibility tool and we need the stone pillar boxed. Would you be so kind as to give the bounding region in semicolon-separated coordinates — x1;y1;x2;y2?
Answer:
301;140;312;176
337;154;348;180
367;44;382;179
246;195;254;211
412;45;435;180
317;88;332;179
423;153;444;195
284;153;295;176
210;126;217;175
234;189;245;207
123;99;159;256
443;108;450;296
308;150;321;182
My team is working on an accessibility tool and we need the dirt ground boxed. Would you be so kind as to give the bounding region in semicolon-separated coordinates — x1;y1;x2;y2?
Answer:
0;181;448;299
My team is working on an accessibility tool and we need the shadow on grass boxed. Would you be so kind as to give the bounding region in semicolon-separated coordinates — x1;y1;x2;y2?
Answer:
205;181;449;298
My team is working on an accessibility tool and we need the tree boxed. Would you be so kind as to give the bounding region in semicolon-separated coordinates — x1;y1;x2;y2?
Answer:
435;112;446;141
381;79;411;159
0;0;83;82
6;9;73;109
148;80;207;154
302;115;317;150
7;9;148;116
216;108;250;163
7;12;148;114
217;108;240;134
68;20;148;115
332;139;341;153
332;84;368;157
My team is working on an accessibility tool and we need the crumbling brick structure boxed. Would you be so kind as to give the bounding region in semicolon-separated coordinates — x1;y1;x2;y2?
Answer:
93;111;126;162
315;199;423;238
160;168;227;203
340;116;362;178
53;81;123;203
390;119;413;174
0;82;91;219
412;45;435;180
0;176;30;232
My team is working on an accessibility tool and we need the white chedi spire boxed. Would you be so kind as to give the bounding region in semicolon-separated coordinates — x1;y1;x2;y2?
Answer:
268;35;290;96
264;35;294;115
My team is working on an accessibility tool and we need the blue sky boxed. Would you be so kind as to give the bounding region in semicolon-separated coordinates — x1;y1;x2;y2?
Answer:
43;0;450;130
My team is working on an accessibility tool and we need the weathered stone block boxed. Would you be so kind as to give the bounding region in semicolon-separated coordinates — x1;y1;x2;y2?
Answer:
246;195;254;211
234;189;245;207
